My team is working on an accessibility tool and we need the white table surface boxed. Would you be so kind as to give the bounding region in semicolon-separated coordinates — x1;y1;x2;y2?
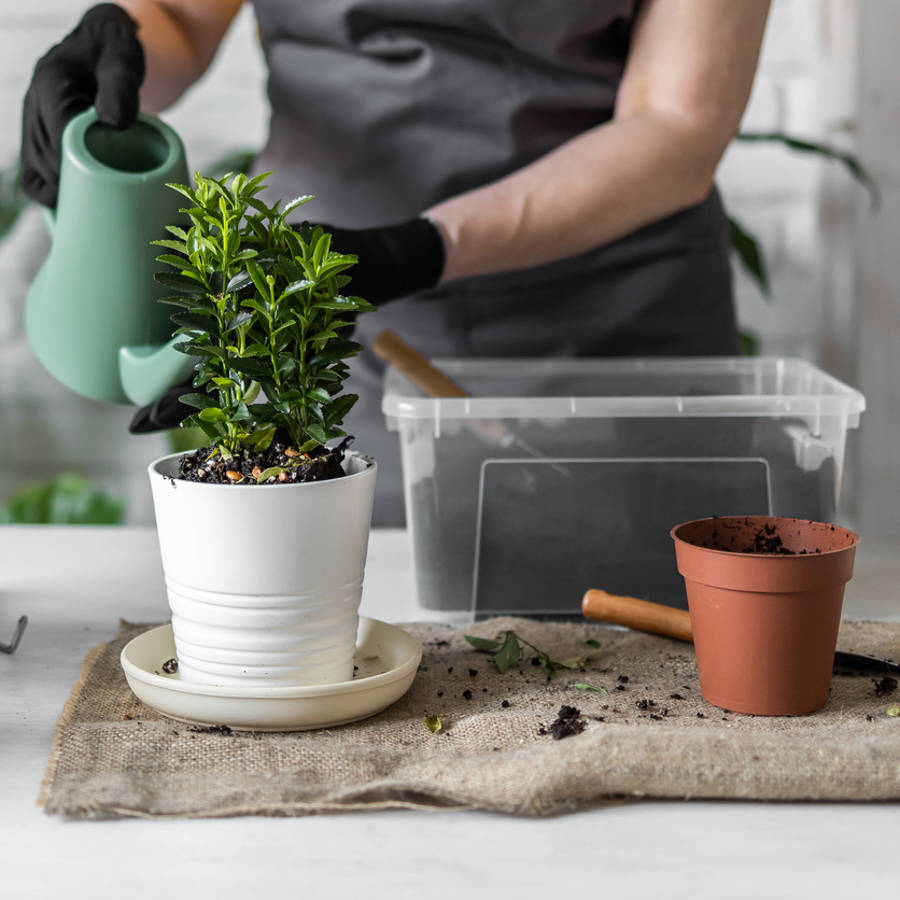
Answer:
2;525;898;899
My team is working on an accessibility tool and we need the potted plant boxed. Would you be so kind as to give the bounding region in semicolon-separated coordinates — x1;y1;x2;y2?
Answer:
670;515;860;715
147;171;377;687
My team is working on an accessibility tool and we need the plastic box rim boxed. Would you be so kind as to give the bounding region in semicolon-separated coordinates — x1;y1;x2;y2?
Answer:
381;356;866;425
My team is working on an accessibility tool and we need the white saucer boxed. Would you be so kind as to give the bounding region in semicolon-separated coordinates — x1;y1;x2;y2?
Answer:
120;617;422;731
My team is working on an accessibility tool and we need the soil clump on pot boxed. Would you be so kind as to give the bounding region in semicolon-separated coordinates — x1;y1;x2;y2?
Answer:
706;519;821;555
175;435;350;485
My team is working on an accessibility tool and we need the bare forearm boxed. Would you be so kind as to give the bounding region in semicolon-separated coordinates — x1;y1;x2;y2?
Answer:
427;111;725;281
427;0;771;283
118;0;242;111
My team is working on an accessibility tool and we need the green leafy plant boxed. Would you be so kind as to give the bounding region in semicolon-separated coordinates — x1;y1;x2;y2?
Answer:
154;171;375;466
730;131;877;303
464;630;599;678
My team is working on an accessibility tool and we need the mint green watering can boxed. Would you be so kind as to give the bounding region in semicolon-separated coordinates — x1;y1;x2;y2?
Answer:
26;107;195;406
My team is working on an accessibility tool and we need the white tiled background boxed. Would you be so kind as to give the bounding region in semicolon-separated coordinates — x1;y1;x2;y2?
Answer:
0;0;884;527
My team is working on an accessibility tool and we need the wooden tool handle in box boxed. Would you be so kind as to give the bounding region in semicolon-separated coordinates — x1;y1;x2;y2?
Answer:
372;329;468;399
582;589;694;643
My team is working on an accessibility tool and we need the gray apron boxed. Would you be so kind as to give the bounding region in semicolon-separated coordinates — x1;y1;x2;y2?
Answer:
250;0;738;525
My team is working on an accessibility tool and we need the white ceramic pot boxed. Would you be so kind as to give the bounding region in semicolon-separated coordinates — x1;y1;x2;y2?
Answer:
148;450;376;687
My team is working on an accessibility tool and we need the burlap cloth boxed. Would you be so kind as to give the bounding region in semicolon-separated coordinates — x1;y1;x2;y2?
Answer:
39;617;900;819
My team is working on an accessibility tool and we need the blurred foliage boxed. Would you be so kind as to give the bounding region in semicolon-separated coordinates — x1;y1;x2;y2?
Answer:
729;132;877;308
0;473;124;525
738;330;760;357
736;131;880;210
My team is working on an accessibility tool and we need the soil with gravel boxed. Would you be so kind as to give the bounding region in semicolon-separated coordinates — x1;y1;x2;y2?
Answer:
174;435;350;485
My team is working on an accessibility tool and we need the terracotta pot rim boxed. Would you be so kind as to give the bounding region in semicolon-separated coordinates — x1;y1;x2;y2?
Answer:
670;515;859;560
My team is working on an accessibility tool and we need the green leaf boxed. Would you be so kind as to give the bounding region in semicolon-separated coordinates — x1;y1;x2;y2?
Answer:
158;296;198;309
226;270;254;293
737;131;880;210
313;231;332;268
283;194;314;216
424;714;444;734
171;312;214;331
246;259;271;299
224;311;253;333
228;358;270;378
887;705;900;718
312;296;368;312
179;392;216;410
197;407;226;423
279;279;314;300
155;253;197;272
464;635;502;652
573;683;608;694
155;271;208;295
323;393;358;425
556;656;589;670
728;217;770;299
246;425;277;451
494;631;521;674
256;466;285;483
151;238;189;254
306;387;332;405
243;381;261;404
305;423;329;446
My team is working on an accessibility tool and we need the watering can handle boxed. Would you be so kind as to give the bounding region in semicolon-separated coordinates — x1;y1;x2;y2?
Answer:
582;589;694;643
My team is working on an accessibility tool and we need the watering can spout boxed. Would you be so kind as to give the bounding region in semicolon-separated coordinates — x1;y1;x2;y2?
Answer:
119;338;195;406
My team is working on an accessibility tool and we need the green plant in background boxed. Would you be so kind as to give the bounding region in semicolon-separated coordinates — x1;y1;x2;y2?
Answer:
155;171;374;466
0;474;124;524
729;131;879;302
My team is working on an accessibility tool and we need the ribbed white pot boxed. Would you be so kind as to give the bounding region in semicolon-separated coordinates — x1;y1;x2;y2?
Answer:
148;450;376;687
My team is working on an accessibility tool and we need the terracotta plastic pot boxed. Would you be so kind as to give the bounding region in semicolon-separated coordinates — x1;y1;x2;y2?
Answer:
670;516;859;716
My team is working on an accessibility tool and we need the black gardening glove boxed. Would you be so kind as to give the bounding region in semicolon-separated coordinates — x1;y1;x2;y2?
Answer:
129;217;445;433
315;217;445;305
20;3;145;207
129;379;198;434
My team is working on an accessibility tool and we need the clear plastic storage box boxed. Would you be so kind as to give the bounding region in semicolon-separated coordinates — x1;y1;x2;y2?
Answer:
382;357;865;619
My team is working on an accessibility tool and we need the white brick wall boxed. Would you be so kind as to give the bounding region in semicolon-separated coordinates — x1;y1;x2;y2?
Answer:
0;0;862;524
720;0;861;374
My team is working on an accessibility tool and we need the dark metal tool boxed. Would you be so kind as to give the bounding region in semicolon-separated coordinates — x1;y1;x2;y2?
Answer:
582;589;900;675
0;616;28;655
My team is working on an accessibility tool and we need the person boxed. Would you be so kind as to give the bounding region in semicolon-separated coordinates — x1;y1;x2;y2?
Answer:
21;0;772;525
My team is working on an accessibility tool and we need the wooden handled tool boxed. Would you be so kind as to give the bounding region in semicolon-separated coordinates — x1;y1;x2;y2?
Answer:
372;329;469;399
581;589;693;643
582;588;900;675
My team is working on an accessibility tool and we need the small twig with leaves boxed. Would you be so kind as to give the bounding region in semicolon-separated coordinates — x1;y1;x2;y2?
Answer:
464;630;600;678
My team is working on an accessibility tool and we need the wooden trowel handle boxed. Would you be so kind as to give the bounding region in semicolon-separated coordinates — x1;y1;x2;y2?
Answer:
582;589;694;643
373;329;469;399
